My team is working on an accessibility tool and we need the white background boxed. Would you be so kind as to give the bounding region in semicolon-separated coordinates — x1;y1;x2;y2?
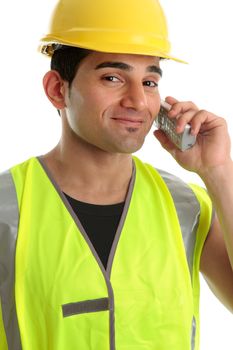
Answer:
0;0;232;348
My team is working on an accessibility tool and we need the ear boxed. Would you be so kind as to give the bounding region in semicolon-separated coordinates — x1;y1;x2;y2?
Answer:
43;70;67;110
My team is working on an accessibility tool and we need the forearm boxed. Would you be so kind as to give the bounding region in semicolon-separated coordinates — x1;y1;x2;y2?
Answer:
200;161;233;270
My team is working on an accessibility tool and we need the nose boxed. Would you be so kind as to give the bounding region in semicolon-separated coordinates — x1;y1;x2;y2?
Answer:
120;83;148;112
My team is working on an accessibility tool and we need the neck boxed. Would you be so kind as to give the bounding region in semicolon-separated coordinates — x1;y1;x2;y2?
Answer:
42;136;134;205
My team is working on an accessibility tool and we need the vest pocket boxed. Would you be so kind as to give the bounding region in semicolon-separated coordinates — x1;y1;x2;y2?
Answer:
62;298;109;317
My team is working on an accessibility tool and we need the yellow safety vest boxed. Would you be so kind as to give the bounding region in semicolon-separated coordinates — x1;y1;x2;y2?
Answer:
0;156;212;350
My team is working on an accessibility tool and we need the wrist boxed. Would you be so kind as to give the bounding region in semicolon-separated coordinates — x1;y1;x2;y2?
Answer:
199;160;233;193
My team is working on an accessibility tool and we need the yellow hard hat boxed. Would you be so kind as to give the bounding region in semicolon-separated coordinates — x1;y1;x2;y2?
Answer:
39;0;186;63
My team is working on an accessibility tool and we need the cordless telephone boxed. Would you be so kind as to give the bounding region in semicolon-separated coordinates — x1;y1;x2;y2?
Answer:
155;100;196;151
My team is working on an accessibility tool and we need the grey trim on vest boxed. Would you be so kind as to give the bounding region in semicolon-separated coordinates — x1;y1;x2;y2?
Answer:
62;297;109;317
156;169;200;280
0;170;22;349
38;156;122;350
191;316;196;350
106;164;136;276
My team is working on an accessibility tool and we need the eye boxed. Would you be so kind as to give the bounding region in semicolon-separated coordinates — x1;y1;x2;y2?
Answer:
102;75;121;82
143;80;158;88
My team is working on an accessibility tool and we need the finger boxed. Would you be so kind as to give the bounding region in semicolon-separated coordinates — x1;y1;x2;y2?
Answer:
190;110;222;135
176;109;214;135
175;109;198;133
164;96;195;117
168;101;199;117
188;111;208;135
165;96;179;105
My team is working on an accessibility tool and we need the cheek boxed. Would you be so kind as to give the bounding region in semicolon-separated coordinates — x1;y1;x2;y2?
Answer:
76;88;110;117
149;94;161;121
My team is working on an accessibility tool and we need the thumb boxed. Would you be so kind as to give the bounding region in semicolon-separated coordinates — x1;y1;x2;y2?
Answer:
153;129;177;153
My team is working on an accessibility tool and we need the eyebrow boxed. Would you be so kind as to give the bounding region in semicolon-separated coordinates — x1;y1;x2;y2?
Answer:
95;61;163;77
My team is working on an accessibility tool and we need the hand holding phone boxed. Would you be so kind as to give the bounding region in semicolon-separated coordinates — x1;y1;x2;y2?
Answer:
155;100;196;151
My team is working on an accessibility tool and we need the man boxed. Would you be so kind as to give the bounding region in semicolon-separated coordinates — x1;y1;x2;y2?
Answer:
0;0;232;349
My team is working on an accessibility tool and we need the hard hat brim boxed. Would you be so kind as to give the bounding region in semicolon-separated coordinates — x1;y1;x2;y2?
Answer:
39;33;188;64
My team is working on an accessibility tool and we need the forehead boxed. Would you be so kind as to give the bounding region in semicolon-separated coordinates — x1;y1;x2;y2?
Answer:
79;51;161;71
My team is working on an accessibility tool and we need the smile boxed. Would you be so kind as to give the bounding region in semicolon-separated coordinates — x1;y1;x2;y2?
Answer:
112;118;143;128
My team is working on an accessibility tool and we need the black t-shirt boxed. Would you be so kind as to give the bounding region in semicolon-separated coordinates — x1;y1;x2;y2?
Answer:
64;193;125;269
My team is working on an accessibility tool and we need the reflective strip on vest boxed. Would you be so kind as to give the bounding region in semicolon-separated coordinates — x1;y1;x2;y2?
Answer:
0;158;205;349
156;169;200;279
0;170;22;350
62;297;109;317
191;316;197;350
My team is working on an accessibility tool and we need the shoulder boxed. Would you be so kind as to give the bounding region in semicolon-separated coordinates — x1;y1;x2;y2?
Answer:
133;156;213;227
0;157;37;223
135;156;212;206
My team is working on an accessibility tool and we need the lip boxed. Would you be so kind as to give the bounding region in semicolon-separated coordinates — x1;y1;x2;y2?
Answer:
112;117;144;127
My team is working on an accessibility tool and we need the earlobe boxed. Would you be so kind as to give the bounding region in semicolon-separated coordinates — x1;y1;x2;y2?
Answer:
43;70;67;110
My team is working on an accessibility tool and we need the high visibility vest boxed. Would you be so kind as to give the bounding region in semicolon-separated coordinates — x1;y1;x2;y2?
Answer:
0;156;212;350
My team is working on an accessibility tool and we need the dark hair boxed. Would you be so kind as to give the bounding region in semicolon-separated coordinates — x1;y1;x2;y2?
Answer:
50;45;90;86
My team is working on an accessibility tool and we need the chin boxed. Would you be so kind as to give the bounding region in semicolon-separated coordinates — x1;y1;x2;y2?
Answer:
116;141;145;154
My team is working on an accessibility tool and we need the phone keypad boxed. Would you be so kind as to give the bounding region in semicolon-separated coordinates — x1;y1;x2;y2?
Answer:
157;107;181;147
155;106;196;151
